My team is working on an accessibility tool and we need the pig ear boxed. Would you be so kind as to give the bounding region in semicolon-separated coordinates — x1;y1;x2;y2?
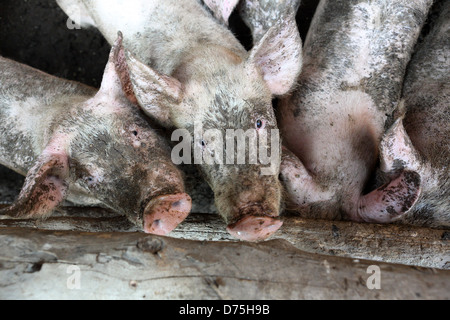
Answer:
357;170;421;223
124;50;184;128
98;32;138;104
0;139;70;219
203;0;240;25
247;17;302;96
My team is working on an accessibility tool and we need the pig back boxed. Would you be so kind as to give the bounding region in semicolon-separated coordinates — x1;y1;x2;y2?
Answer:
299;0;432;116
0;57;96;175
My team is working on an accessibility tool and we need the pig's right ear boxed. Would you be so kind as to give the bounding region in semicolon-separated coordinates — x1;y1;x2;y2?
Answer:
123;51;184;128
0;141;70;219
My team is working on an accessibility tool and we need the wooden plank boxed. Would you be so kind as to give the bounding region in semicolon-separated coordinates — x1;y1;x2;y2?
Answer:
0;227;449;300
1;208;449;270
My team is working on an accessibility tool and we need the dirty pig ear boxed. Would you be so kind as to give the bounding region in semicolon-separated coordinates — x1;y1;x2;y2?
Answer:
124;50;184;128
0;139;70;219
110;31;139;105
203;0;240;25
247;16;302;96
98;32;138;104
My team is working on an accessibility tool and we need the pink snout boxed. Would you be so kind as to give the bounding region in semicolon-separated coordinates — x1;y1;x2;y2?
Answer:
226;215;283;242
143;193;192;235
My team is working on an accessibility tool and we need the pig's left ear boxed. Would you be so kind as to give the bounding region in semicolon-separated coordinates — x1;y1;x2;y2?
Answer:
203;0;240;25
246;17;302;96
99;32;142;106
0;138;70;219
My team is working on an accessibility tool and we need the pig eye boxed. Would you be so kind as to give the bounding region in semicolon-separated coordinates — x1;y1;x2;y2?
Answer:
201;140;206;148
132;130;138;136
84;176;96;187
255;119;265;130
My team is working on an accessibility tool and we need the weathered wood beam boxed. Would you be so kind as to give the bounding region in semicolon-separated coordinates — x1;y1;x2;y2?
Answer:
0;227;449;300
1;207;449;270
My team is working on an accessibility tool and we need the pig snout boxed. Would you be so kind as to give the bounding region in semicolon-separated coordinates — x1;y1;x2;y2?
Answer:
143;193;192;235
226;204;283;242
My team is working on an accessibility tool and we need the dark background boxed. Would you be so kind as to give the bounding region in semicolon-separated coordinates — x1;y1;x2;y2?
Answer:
0;0;320;88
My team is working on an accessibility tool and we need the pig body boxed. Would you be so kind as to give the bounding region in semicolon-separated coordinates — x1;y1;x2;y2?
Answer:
0;38;192;235
57;0;303;240
379;1;450;228
278;0;432;223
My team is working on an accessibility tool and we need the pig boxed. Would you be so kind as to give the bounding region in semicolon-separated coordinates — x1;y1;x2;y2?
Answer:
277;0;433;223
378;0;450;228
56;0;303;241
0;35;192;235
238;0;302;44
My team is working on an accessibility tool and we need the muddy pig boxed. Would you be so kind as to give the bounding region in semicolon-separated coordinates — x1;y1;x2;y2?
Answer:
0;36;192;235
57;0;303;241
378;0;450;228
278;0;433;223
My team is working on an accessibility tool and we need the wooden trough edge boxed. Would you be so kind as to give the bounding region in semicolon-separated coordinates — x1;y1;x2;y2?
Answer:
0;227;449;300
0;207;449;270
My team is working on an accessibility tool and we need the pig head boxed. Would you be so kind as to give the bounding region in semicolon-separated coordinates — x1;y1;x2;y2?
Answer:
122;25;300;241
0;36;191;235
56;0;303;240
